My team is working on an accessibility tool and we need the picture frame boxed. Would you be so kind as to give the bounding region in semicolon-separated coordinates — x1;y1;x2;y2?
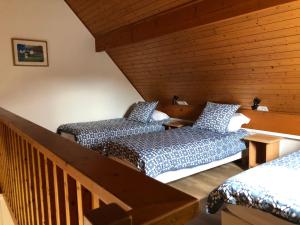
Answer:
11;38;49;66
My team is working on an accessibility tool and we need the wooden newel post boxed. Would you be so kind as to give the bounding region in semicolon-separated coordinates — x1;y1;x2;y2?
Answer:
84;203;132;225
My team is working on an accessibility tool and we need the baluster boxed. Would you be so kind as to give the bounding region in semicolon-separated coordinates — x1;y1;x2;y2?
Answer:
27;144;35;225
16;135;27;225
63;171;71;225
44;156;52;225
37;151;45;225
53;164;60;225
11;131;22;224
77;181;83;225
7;130;16;215
31;148;40;225
21;139;31;225
91;194;100;210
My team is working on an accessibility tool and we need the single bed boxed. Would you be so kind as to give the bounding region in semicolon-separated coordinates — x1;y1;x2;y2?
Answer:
57;118;166;150
103;127;248;182
207;150;300;225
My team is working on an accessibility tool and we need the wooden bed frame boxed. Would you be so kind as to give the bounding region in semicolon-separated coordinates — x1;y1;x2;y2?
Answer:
222;204;294;225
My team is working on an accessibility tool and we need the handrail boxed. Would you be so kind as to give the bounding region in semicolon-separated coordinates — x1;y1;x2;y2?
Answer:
0;107;198;225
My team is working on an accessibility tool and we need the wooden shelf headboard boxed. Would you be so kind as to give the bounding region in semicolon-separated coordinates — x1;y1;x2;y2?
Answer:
159;105;300;136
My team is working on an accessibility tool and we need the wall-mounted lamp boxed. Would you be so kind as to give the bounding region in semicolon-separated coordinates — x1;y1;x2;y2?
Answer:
172;96;189;105
251;97;261;110
172;96;179;105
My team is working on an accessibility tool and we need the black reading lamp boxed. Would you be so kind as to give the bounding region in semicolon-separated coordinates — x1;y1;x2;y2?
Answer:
251;97;261;110
172;96;179;105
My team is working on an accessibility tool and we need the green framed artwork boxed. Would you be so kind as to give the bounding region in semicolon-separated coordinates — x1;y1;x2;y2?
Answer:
12;38;49;66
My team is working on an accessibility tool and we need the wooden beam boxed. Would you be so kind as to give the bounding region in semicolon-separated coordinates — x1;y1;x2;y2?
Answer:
96;0;297;51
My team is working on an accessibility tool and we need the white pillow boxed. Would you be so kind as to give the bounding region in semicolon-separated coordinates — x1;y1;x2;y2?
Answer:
151;110;170;121
227;113;250;132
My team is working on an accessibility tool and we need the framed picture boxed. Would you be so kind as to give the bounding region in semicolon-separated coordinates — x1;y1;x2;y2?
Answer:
12;38;49;66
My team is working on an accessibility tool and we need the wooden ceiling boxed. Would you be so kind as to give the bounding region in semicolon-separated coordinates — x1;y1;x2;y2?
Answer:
65;0;300;115
65;0;200;36
107;1;300;113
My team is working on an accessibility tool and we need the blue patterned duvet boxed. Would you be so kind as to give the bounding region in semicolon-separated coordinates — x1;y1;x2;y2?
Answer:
104;127;247;178
207;150;300;224
57;118;165;149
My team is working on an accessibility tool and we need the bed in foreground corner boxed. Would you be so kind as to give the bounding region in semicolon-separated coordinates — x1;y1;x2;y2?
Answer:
103;127;248;182
207;150;300;225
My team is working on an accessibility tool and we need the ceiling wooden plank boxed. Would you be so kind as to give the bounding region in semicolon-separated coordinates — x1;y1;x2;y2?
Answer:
96;0;297;51
65;0;196;37
107;1;300;116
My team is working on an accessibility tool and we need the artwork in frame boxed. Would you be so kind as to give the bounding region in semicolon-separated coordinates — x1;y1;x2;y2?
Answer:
12;38;49;66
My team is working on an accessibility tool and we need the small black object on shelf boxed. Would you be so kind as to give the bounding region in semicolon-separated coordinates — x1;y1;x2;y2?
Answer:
251;97;261;110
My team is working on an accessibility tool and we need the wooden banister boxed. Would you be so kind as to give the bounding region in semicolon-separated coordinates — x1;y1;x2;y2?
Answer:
84;204;132;225
0;107;198;225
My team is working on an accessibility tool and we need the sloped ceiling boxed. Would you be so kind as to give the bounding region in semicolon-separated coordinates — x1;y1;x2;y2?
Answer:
65;0;198;36
65;0;300;114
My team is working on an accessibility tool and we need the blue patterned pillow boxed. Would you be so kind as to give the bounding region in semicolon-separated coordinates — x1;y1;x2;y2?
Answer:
127;101;158;123
193;102;240;133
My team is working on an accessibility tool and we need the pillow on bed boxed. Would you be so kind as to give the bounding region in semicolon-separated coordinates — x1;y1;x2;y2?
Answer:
227;113;250;132
128;101;158;123
193;102;240;133
151;110;170;121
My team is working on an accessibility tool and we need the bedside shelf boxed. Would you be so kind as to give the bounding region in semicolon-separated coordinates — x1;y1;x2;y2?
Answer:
244;134;282;168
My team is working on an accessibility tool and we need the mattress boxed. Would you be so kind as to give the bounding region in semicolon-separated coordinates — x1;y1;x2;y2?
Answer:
57;118;165;150
156;152;242;183
207;150;300;224
104;127;247;178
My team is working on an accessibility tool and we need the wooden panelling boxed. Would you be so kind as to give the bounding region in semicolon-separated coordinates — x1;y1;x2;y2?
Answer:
95;0;296;51
65;0;197;36
108;1;300;115
240;109;300;135
158;105;300;135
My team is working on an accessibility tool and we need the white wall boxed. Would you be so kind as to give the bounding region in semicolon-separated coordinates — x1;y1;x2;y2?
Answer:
0;195;16;225
0;0;143;131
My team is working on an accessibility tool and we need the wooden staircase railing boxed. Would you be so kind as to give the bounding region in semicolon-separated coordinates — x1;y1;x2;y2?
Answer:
0;107;198;225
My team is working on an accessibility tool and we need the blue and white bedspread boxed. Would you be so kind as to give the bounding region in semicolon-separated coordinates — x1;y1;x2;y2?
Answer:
207;150;300;224
104;127;247;178
57;118;165;150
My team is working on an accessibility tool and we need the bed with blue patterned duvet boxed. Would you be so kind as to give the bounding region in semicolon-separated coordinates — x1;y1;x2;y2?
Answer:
57;118;165;150
207;150;300;224
103;127;247;178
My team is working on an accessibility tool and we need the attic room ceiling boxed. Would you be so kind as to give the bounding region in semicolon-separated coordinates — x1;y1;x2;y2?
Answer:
65;0;200;36
65;0;300;114
66;0;296;51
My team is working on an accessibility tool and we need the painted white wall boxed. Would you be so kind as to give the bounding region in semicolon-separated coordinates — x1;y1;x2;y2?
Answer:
0;195;16;225
0;0;143;131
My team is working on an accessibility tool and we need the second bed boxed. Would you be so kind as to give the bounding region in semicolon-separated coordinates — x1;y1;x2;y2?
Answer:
103;126;248;183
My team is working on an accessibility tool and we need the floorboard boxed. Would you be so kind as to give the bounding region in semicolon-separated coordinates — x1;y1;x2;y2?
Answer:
169;163;244;225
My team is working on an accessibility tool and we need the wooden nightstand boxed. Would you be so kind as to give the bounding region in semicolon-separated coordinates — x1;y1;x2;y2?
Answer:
244;134;282;168
163;119;193;130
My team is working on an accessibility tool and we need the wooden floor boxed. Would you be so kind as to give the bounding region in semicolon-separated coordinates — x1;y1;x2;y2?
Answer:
169;163;244;225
